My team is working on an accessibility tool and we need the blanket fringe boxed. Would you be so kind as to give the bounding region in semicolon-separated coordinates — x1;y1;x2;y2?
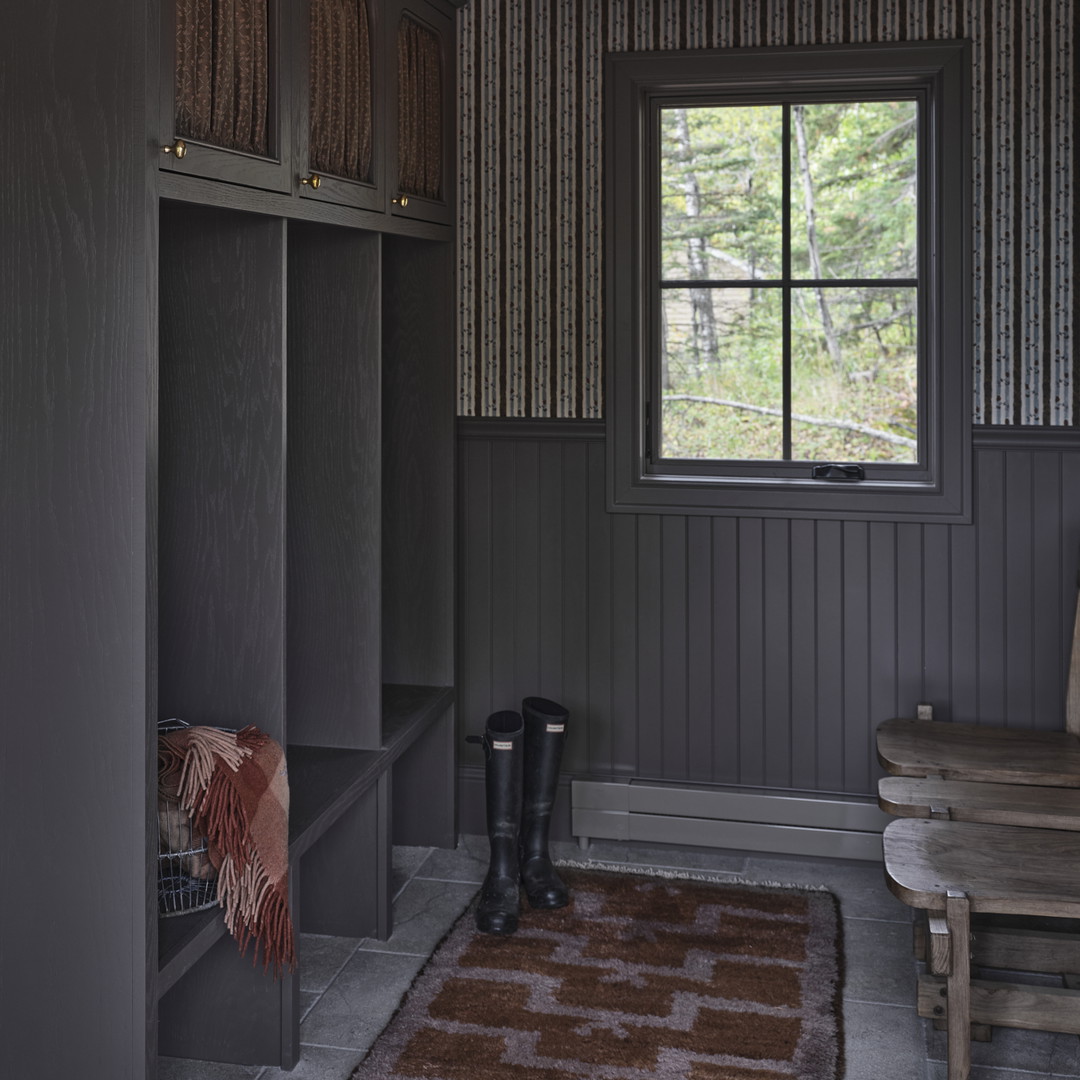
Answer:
158;724;296;977
196;767;248;860
177;727;251;808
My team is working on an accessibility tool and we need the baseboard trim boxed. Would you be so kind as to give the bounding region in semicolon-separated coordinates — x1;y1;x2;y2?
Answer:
573;778;888;863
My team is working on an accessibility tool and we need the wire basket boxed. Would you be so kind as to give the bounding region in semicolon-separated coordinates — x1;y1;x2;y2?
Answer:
157;719;222;917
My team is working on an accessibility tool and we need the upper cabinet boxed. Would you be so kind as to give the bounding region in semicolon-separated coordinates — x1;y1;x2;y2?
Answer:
298;0;384;211
158;0;457;226
385;0;454;226
160;0;294;191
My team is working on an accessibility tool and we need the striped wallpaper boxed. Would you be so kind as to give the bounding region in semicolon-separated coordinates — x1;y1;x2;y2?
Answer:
455;0;1077;424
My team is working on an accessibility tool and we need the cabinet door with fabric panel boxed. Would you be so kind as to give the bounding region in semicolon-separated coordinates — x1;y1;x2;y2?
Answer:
384;0;455;226
159;0;294;192
296;0;385;211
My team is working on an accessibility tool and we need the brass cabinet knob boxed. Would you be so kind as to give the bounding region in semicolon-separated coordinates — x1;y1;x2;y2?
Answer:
392;194;409;207
300;173;322;189
161;139;188;159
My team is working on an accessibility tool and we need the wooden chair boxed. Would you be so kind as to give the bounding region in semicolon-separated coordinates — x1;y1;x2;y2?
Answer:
883;818;1080;1080
879;776;1080;1059
876;580;1080;1078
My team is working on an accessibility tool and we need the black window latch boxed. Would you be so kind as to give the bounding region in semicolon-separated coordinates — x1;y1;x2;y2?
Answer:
812;463;865;482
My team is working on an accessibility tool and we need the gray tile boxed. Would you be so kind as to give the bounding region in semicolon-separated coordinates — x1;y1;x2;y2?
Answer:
1050;1030;1080;1076
300;990;321;1022
450;832;491;861
299;949;427;1052
925;1018;1080;1075
257;1044;365;1079
415;833;488;884
297;932;362;993
741;853;910;922
842;1001;926;1080
360;877;477;956
391;844;433;897
158;1059;262;1080
843;916;919;1007
927;1065;1078;1080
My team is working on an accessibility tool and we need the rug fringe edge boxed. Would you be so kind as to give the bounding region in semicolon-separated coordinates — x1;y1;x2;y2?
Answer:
554;858;834;893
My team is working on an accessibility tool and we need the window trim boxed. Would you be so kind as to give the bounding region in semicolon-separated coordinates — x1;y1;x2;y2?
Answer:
605;41;972;522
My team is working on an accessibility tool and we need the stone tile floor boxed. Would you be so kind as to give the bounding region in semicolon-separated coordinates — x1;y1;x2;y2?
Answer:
159;835;1080;1080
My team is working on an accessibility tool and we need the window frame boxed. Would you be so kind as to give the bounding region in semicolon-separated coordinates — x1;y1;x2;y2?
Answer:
605;41;972;522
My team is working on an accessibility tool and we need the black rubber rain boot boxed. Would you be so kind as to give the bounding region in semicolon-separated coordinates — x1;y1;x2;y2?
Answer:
519;696;570;909
468;710;524;935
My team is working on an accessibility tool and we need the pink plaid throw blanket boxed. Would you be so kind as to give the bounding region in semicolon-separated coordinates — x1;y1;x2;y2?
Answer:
158;725;296;975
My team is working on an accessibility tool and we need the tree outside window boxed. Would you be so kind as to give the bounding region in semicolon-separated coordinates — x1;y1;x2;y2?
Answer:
660;99;918;465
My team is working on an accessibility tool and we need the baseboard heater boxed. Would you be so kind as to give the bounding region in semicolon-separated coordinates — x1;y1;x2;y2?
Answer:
572;778;889;862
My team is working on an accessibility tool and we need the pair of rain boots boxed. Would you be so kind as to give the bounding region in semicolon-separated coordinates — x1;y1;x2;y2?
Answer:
470;697;569;935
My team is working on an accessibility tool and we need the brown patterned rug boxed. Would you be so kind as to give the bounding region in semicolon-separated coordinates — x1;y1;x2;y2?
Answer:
352;863;843;1079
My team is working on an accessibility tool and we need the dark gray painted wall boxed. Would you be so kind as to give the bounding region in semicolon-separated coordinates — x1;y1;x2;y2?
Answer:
458;422;1080;798
0;1;153;1076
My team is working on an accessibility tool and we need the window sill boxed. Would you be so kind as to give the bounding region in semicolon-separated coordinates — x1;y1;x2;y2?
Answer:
608;457;972;522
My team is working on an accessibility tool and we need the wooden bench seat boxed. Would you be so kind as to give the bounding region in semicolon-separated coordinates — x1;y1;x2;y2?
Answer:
883;817;1080;1080
877;717;1080;786
878;775;1080;830
885;818;1080;917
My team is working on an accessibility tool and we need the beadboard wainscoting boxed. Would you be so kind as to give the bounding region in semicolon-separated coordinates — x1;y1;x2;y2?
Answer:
457;420;1080;840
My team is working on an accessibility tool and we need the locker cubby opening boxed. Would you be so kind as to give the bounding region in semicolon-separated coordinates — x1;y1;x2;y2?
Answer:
157;202;287;744
287;220;382;750
381;234;454;689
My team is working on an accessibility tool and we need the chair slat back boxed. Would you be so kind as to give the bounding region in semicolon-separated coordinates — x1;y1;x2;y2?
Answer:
1067;582;1080;737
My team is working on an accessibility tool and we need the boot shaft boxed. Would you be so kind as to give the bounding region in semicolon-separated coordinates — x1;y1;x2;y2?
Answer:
473;710;524;934
482;709;524;845
519;697;570;908
520;697;568;857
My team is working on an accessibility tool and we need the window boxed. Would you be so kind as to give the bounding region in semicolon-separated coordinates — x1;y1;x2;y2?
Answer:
606;42;971;521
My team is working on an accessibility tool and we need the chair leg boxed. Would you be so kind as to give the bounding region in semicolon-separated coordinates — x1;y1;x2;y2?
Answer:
945;891;972;1080
933;1019;991;1043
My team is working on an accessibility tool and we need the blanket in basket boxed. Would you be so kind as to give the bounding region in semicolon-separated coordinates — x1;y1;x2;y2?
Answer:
158;724;296;976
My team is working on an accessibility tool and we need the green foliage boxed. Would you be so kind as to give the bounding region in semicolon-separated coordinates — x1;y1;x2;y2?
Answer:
658;97;919;464
792;101;917;279
661;104;783;279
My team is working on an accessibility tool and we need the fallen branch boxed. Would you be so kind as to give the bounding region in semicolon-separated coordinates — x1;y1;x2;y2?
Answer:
663;394;917;448
850;305;915;333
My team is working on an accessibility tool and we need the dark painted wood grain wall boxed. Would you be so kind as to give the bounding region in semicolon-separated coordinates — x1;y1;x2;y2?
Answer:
1;0;153;1076
459;422;1080;797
